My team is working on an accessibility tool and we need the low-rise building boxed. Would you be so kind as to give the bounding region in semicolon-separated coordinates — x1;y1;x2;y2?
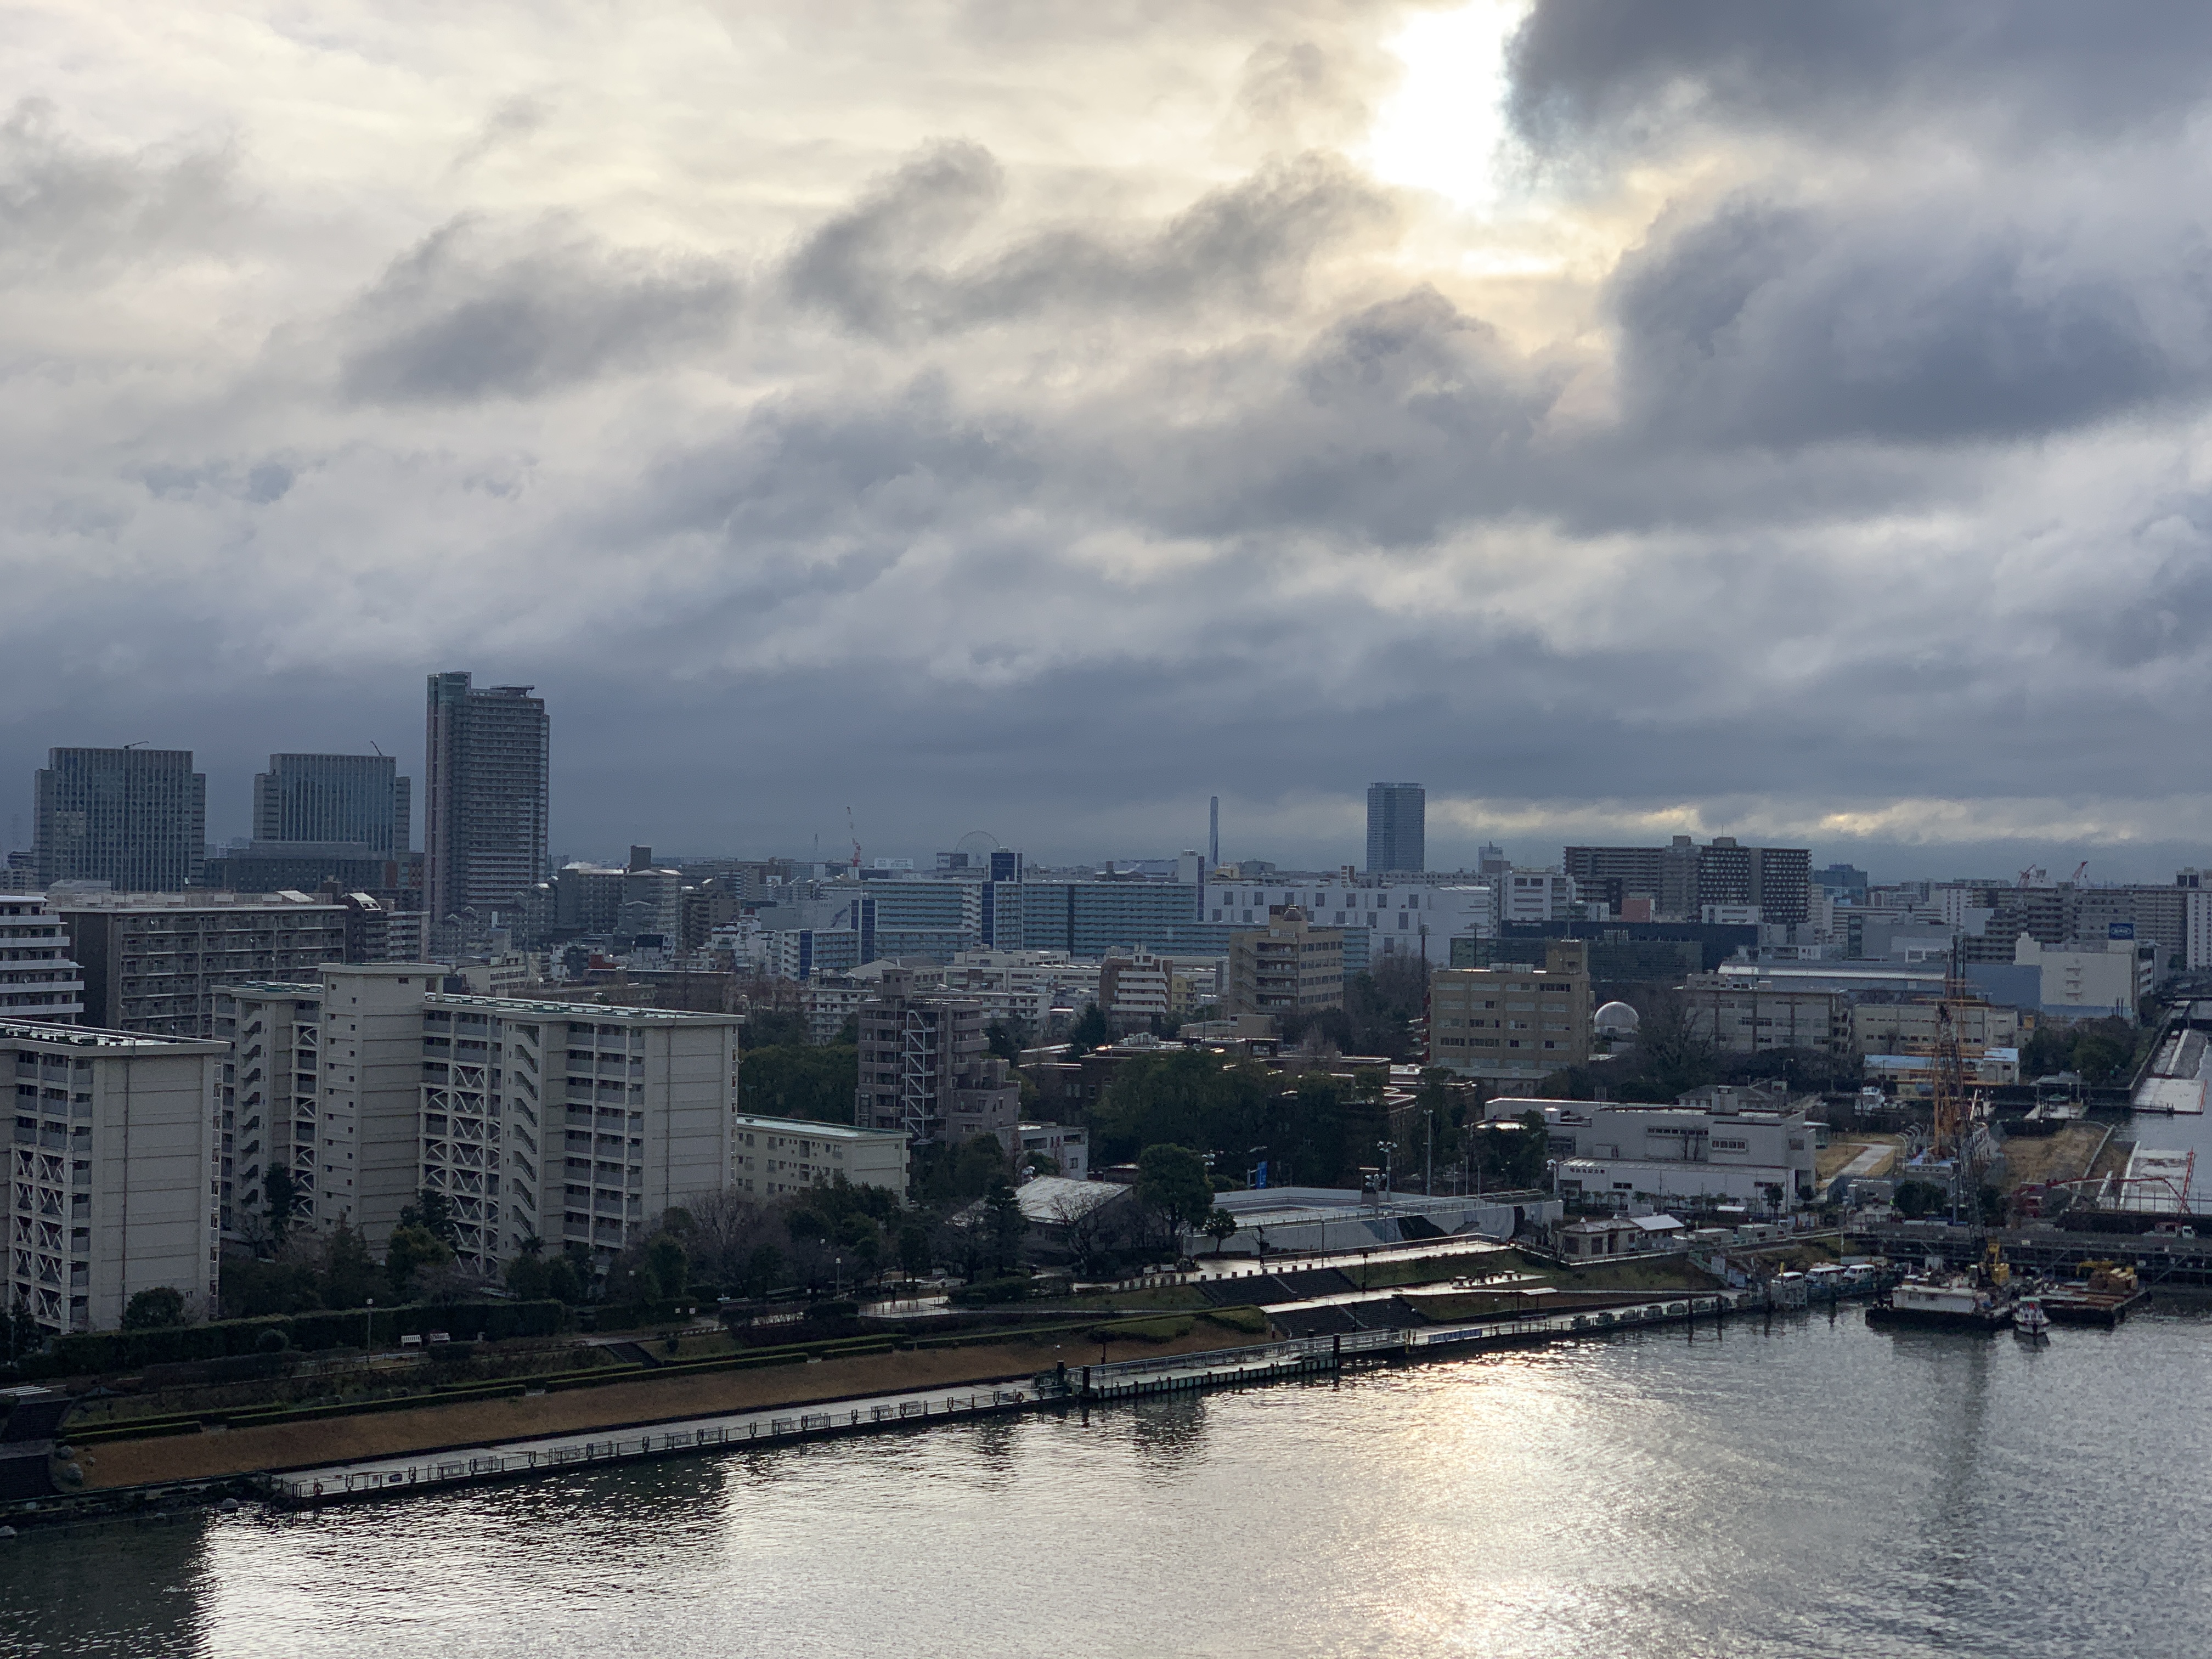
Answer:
1678;974;1849;1055
0;895;83;1023
1498;1096;1818;1212
5;1019;224;1332
1099;946;1173;1028
730;1113;907;1200
1427;940;1593;1084
1226;907;1344;1019
1005;1121;1088;1180
1850;997;2022;1058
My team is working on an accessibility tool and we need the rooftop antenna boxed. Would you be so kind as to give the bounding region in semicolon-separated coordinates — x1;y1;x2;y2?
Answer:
369;740;385;757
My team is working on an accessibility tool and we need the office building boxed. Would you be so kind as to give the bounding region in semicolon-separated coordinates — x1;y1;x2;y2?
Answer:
0;896;83;1023
253;753;410;853
1226;907;1345;1019
33;747;206;891
853;967;1022;1145
424;672;550;923
214;966;743;1273
1564;837;1810;925
199;844;422;909
5;1019;225;1332
730;1114;908;1200
1494;1095;1818;1212
1427;940;1593;1084
1365;782;1425;873
55;891;351;1038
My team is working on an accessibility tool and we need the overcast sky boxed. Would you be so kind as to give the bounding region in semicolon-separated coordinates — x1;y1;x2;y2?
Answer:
7;1;2212;881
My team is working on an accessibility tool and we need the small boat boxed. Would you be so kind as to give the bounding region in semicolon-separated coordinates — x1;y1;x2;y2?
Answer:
2015;1299;2051;1339
1866;1276;2013;1334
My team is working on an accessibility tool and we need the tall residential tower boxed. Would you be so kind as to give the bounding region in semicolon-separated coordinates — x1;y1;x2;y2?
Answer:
423;672;549;922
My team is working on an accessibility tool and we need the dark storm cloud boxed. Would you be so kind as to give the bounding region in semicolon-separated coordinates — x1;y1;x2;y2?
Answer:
339;217;740;403
1609;195;2209;448
1508;0;2212;147
787;141;1396;339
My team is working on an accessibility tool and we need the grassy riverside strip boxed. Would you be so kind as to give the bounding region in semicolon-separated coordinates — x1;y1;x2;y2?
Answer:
77;1321;1272;1490
61;1308;1268;1447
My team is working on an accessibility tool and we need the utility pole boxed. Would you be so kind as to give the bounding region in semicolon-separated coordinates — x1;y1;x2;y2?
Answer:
1425;1109;1435;1196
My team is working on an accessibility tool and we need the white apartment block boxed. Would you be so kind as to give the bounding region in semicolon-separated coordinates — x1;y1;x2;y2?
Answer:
215;966;743;1278
730;1113;906;1200
1006;1121;1088;1180
1202;881;1493;966
0;895;83;1023
7;1020;224;1332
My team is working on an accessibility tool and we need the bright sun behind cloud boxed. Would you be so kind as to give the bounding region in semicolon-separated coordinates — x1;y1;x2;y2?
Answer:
1362;1;1529;213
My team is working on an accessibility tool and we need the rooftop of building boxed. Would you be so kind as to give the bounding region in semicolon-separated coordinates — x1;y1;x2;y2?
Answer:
47;889;344;911
0;1019;226;1053
731;1113;905;1142
217;981;326;998
423;991;743;1023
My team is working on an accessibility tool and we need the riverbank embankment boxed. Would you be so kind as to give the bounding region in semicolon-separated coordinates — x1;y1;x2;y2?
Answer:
80;1322;1264;1489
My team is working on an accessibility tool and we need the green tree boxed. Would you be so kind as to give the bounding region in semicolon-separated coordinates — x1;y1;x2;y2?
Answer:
385;1224;455;1300
1136;1143;1214;1245
505;1254;550;1300
1201;1207;1240;1255
742;1043;860;1122
740;1007;812;1049
1069;1002;1111;1052
262;1165;297;1248
542;1255;585;1304
986;1015;1032;1061
321;1218;382;1308
3;1297;43;1363
897;1220;933;1278
398;1187;459;1247
121;1286;187;1329
645;1233;690;1301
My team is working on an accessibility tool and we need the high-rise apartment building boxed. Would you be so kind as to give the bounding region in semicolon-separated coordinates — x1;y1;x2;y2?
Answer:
853;967;1021;1146
0;896;83;1023
424;672;550;923
33;747;206;891
1366;782;1426;873
52;891;351;1038
4;1019;224;1332
215;966;743;1273
253;753;410;853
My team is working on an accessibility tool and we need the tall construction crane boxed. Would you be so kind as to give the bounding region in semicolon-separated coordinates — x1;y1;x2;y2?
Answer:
1932;938;1976;1224
845;806;862;878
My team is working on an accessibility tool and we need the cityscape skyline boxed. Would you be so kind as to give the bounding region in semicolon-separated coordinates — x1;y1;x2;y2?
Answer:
9;687;2212;887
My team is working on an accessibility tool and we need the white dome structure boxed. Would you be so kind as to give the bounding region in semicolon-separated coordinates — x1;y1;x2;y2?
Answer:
1594;1000;1641;1036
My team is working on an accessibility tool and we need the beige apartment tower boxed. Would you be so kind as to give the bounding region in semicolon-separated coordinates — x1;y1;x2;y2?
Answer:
1427;939;1593;1084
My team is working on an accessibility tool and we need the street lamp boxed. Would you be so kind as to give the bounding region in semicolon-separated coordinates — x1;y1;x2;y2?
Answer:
363;1296;374;1352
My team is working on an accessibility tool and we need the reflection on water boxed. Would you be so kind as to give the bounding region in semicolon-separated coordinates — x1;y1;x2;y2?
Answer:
4;1308;2211;1658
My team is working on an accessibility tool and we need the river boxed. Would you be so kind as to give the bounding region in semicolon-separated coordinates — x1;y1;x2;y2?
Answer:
5;1294;2210;1659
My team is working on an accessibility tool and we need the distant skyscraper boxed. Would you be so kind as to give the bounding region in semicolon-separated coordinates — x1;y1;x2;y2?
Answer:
33;747;206;891
424;673;549;921
253;753;411;853
1365;782;1425;873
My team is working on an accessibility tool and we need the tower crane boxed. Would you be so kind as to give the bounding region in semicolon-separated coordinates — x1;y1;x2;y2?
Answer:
845;806;862;877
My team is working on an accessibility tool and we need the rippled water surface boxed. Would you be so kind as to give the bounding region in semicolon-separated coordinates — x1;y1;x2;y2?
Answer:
6;1304;2211;1658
